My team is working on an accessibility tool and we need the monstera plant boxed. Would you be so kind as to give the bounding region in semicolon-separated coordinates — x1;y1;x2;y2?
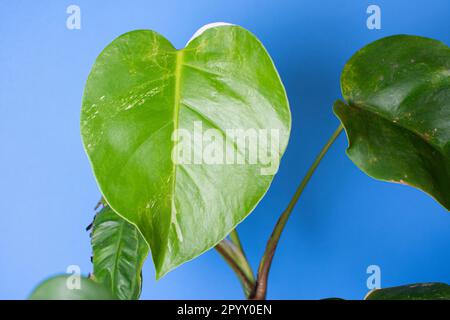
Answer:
30;24;449;300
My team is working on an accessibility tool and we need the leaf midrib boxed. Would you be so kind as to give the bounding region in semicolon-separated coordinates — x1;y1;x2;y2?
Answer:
111;220;124;296
164;48;185;267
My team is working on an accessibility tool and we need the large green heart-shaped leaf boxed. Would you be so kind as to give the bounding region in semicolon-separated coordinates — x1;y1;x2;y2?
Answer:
334;35;450;210
81;24;291;277
365;282;450;300
29;275;116;300
91;206;148;300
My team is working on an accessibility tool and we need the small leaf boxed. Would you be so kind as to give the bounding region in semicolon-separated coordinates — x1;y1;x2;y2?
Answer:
334;35;450;210
81;24;291;277
91;206;149;300
365;282;450;300
29;275;116;300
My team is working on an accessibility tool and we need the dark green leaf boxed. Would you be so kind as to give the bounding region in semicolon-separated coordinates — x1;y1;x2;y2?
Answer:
91;206;149;300
29;275;116;300
81;24;291;277
334;35;450;210
365;282;450;300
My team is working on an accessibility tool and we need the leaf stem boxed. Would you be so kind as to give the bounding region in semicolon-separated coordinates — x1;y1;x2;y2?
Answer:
230;230;245;256
215;239;255;297
229;230;255;290
250;124;344;300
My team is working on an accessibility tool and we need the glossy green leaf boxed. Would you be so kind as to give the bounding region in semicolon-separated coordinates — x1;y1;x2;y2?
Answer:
29;275;116;300
365;282;450;300
334;35;450;210
81;24;291;277
91;206;149;300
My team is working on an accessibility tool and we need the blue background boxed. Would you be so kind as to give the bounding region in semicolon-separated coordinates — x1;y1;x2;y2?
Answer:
1;0;449;299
